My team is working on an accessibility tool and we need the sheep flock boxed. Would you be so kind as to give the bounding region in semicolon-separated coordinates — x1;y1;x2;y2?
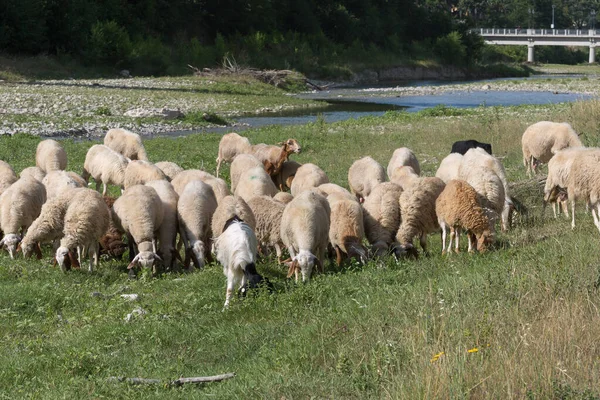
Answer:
0;122;589;308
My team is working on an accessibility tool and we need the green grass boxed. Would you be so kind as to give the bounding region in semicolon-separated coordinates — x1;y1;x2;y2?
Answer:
3;89;600;398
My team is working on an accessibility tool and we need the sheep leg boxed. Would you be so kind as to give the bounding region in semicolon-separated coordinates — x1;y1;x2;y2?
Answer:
419;234;428;256
102;182;108;196
454;227;461;253
467;232;474;253
440;224;447;255
561;200;569;218
592;204;600;230
571;200;576;229
334;246;343;266
552;201;558;218
216;157;222;177
224;276;234;309
274;243;282;264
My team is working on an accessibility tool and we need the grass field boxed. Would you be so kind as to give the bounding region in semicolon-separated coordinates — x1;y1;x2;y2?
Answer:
2;74;600;398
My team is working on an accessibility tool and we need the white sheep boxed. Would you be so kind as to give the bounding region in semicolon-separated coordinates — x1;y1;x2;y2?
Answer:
171;169;214;195
211;195;256;238
145;180;180;271
42;170;86;199
0;176;47;258
565;151;600;231
387;147;420;179
273;191;294;204
395;177;445;257
435;153;463;183
272;160;302;191
362;182;403;257
234;166;278;202
281;190;330;282
20;166;45;182
36;139;67;173
155;161;184;181
123;160;167;190
0;160;17;195
216;132;252;177
435;179;493;254
230;154;263;193
82;144;129;195
390;165;420;190
348;156;386;203
104;128;148;161
317;183;356;201
177;180;218;271
112;185;164;274
55;188;110;272
521;121;582;176
327;192;367;265
290;163;329;196
246;195;285;262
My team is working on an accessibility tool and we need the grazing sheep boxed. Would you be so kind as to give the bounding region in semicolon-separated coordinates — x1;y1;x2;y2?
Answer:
348;157;386;203
0;177;46;258
98;195;127;260
42;170;86;199
281;190;330;282
177;180;218;271
234;166;278;202
272;160;302;191
145;180;180;271
290;163;329;196
565;151;600;231
216;132;252;176
171;169;215;195
55;189;110;272
362;182;403;257
123;160;167;190
451;139;492;155
20;166;45;182
387;147;420;179
104;128;148;161
521;121;582;176
247;195;285;261
230;154;263;193
327;192;367;265
395;177;445;258
435;179;493;254
0;161;17;195
155;161;183;181
390;165;420;190
317;183;356;201
250;139;302;176
81;145;129;195
214;218;263;308
435;153;463;184
273;191;294;204
211;195;256;238
36;139;67;173
112;185;164;274
204;176;232;205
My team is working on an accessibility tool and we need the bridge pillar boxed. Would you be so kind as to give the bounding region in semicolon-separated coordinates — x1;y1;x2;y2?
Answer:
527;44;535;63
591;45;597;63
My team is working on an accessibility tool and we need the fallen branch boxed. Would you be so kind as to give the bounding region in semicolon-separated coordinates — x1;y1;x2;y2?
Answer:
109;372;236;386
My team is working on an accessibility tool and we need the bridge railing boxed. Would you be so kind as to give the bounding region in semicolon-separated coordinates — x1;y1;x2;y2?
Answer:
477;28;597;36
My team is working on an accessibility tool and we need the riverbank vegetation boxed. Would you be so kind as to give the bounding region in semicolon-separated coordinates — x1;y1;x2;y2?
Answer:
2;95;600;397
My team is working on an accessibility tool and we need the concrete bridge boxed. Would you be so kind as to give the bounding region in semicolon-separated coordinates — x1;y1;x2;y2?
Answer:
476;28;599;63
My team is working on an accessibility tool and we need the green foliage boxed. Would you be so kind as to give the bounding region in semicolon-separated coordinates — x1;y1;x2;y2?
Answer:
86;20;131;67
435;31;467;66
128;36;171;76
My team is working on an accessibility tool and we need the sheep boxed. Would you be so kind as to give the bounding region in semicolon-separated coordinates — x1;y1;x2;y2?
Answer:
20;166;45;182
273;192;294;204
155;161;183;181
290;163;329;196
145;180;180;271
55;189;110;272
459;148;512;231
250;139;302;176
565;151;600;232
104;128;148;161
246;195;285;262
387;147;420;179
111;185;164;274
66;171;87;188
98;195;127;260
272;160;302;191
36;139;67;173
521;121;582;176
435;179;493;254
451;140;492;155
82;144;129;195
348;157;386;203
123;160;167;190
327;192;367;265
395;177;445;258
281;190;330;282
211;195;256;238
171;169;215;195
204;176;232;205
362;182;403;257
0;176;46;258
42;170;86;199
317;183;356;201
235;166;279;202
230;154;263;193
435;153;463;184
390;165;420;190
214;218;264;308
177;180;218;271
216;132;252;176
0;160;17;195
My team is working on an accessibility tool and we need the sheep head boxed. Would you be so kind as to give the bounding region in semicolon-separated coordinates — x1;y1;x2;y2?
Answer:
0;234;22;259
186;240;206;271
393;243;419;260
476;229;495;253
280;139;301;154
18;241;43;259
128;251;162;273
55;246;80;272
286;250;322;282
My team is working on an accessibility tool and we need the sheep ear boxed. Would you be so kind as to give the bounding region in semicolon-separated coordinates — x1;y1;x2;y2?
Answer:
127;254;140;269
286;260;297;278
68;251;80;269
35;243;43;260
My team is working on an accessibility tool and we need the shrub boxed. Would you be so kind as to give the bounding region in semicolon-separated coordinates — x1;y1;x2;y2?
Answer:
86;20;131;67
435;31;467;66
128;36;171;76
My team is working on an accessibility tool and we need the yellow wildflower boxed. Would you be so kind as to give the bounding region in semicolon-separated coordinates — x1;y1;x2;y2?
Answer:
467;347;479;353
431;352;444;363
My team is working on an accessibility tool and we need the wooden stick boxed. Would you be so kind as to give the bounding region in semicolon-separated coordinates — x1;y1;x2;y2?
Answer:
108;372;236;386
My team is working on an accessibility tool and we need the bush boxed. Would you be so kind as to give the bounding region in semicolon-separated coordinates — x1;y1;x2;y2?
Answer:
86;20;131;67
128;36;171;76
435;31;467;66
